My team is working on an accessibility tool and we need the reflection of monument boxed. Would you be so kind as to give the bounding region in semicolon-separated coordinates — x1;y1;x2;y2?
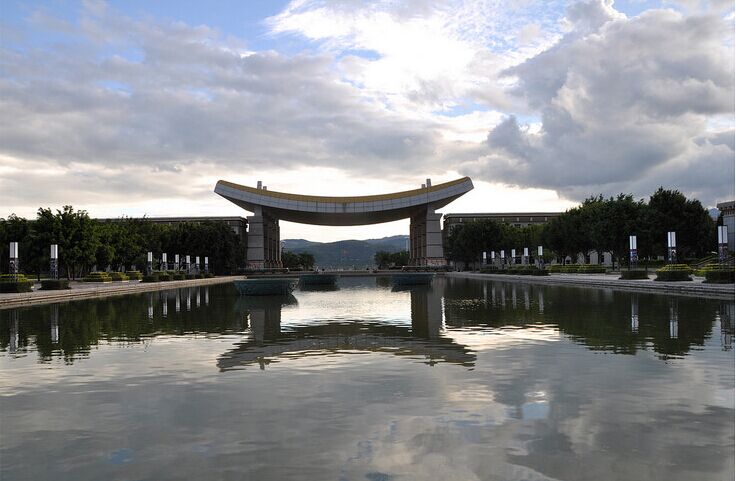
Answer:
409;285;443;339
234;295;298;344
218;287;473;370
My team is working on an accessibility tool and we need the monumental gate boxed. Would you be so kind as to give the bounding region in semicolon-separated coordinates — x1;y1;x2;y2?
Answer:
214;177;473;268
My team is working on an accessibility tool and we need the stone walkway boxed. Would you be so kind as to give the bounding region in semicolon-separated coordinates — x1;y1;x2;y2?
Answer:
447;272;735;300
0;276;242;309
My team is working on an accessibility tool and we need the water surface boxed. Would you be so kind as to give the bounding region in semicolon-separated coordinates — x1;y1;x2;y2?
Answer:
1;277;733;480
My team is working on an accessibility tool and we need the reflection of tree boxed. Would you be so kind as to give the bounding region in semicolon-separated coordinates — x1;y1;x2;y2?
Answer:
0;285;244;362
441;277;722;358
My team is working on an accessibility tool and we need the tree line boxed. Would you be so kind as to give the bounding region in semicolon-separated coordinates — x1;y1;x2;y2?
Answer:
0;206;246;278
281;251;316;270
374;250;409;269
446;188;719;267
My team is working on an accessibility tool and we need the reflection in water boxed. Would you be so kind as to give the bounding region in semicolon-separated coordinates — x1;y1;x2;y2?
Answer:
668;298;679;339
0;279;733;481
631;295;639;332
720;303;734;350
50;305;59;344
220;286;472;370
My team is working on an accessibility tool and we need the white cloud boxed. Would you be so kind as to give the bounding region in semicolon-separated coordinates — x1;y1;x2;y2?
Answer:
475;1;734;204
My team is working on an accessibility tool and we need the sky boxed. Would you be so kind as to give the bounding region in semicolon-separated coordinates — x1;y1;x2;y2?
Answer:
1;0;734;241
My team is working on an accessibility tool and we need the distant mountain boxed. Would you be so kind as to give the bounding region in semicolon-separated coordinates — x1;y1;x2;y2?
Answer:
282;235;409;268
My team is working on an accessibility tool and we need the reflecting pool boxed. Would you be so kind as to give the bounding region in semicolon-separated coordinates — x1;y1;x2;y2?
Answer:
1;277;734;481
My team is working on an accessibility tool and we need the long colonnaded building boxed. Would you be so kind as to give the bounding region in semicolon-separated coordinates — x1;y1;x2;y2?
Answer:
214;177;474;269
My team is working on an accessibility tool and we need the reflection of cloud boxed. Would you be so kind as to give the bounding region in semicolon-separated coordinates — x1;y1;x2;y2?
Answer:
447;325;561;351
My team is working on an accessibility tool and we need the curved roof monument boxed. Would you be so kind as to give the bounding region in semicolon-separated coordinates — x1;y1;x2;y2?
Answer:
215;177;473;226
214;177;473;268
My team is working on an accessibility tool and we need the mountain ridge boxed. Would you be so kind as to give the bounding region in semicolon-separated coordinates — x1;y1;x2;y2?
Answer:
282;235;409;268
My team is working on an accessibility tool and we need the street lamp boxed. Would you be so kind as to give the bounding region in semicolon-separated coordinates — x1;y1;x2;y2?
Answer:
629;235;637;269
718;225;728;264
9;242;19;280
50;244;59;280
667;232;676;264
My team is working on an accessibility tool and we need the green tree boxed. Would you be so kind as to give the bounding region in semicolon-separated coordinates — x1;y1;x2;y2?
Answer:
647;188;715;260
298;252;315;270
282;250;314;270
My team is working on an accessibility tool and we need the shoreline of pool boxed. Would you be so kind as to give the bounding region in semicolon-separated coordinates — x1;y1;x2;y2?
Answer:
447;271;735;300
0;276;243;309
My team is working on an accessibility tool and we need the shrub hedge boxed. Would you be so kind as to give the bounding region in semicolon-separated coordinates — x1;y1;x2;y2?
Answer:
549;265;579;273
126;271;142;281
704;269;734;284
185;274;196;280
483;265;549;276
655;264;693;282
619;270;649;280
109;272;129;282
577;265;607;274
694;264;723;277
142;274;159;283
40;279;70;290
0;274;34;293
172;273;186;281
82;272;112;283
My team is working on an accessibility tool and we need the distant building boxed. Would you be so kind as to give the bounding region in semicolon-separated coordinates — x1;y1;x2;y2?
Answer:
97;216;248;246
717;201;735;251
442;212;562;249
443;212;561;231
442;211;613;267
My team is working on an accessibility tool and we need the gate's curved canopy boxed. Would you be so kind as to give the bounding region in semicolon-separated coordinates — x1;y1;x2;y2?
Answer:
214;177;473;226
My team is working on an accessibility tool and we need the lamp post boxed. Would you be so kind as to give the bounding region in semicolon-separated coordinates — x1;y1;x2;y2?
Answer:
162;253;168;271
174;254;180;272
718;225;728;264
50;244;59;280
511;249;516;266
482;251;487;267
204;257;209;275
629;235;637;270
185;255;191;274
9;242;19;281
523;247;529;265
195;256;200;274
537;245;544;269
500;250;505;268
491;251;495;267
667;232;676;264
147;251;153;275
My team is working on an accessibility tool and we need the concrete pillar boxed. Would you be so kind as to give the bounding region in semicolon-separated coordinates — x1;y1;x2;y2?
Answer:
246;206;266;269
246;207;282;269
410;208;446;266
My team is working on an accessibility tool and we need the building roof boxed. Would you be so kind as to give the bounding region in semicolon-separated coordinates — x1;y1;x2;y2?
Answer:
443;212;562;219
214;177;474;226
97;216;247;223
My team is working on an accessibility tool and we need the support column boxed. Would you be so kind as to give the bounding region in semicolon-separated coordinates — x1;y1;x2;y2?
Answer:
246;206;266;270
410;208;446;266
246;208;282;269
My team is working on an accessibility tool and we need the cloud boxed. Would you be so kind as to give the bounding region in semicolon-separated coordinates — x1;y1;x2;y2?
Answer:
0;2;455;188
470;1;734;204
0;0;733;224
